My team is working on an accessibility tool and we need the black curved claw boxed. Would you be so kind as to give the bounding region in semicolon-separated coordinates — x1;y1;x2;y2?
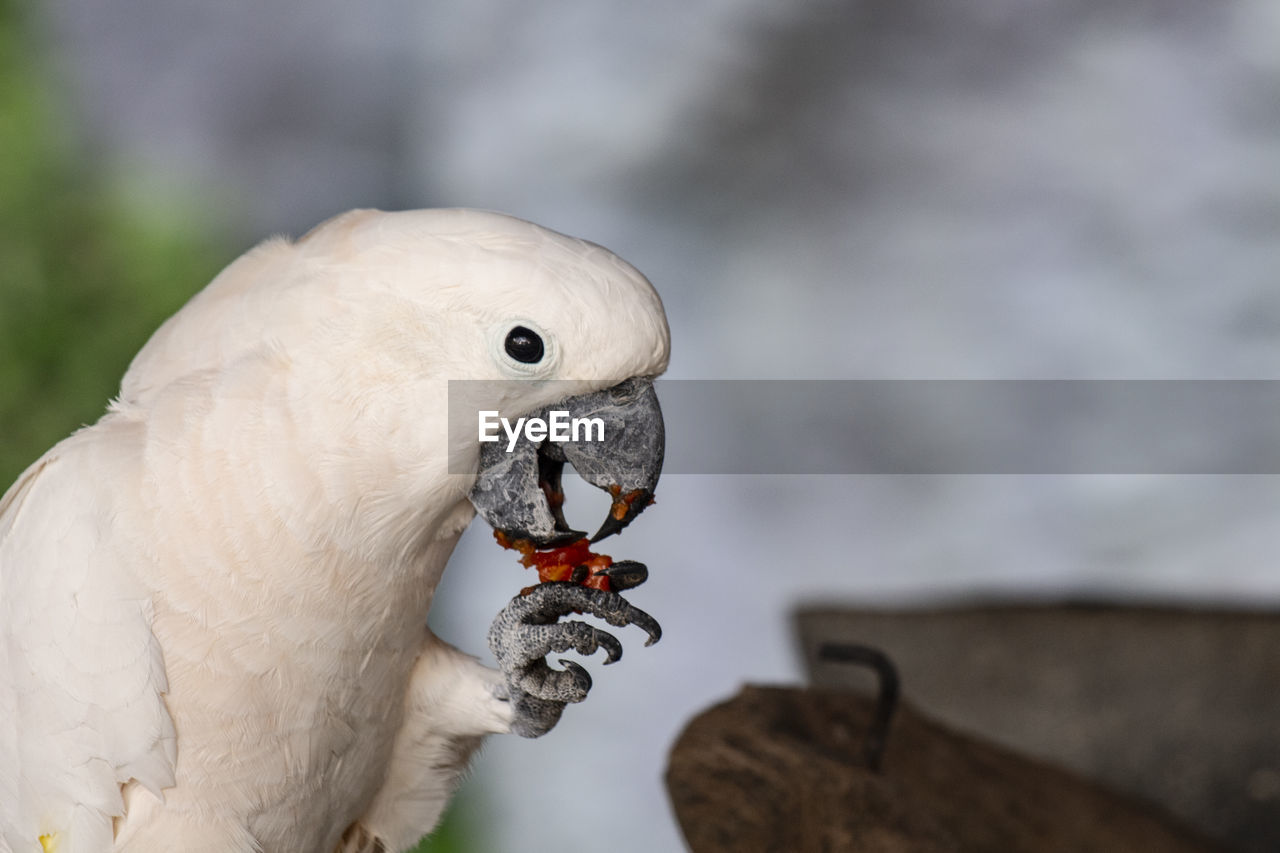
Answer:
599;559;649;591
596;631;623;665
513;651;595;704
498;582;662;646
558;659;593;690
559;584;661;647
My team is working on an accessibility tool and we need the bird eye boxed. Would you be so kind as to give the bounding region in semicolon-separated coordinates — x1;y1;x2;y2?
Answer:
504;326;544;364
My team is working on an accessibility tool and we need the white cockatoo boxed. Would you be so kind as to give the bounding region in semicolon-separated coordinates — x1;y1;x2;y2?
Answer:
0;209;670;853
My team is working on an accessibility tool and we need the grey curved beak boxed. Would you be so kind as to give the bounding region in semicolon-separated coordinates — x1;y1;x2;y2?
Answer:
469;377;664;548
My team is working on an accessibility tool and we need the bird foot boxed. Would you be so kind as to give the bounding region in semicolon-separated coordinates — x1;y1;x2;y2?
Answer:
488;577;661;738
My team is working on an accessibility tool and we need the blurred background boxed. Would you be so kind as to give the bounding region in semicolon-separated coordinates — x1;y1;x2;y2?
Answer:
4;0;1280;850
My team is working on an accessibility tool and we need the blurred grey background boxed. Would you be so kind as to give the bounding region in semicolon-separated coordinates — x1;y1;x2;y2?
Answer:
8;0;1280;850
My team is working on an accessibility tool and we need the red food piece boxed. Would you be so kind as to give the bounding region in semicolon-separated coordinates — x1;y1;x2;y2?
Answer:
495;531;613;591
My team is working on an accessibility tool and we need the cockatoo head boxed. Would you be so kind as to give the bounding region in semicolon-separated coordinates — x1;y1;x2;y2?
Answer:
122;208;670;546
325;208;671;546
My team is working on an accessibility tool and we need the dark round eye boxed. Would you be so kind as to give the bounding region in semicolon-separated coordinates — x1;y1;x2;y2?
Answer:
504;326;544;364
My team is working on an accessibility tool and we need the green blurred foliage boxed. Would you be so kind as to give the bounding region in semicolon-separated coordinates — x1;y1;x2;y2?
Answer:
0;3;483;850
0;0;225;485
407;792;480;853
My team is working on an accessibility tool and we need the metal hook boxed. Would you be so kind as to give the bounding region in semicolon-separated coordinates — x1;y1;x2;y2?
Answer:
819;643;901;773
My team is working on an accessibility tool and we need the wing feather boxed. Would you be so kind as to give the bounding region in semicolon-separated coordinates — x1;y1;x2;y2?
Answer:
1;417;174;853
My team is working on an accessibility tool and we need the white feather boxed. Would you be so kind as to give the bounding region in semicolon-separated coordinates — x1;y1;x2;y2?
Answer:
1;418;175;853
